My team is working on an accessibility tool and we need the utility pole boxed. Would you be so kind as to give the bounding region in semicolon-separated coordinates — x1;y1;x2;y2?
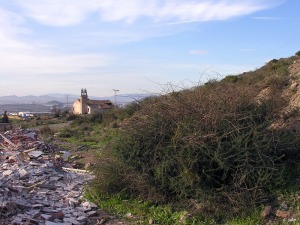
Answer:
112;89;119;107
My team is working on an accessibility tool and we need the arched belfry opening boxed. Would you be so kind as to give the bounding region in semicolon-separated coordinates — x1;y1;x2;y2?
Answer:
81;88;88;98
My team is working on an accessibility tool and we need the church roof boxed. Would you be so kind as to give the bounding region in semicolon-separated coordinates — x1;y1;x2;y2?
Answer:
87;99;113;109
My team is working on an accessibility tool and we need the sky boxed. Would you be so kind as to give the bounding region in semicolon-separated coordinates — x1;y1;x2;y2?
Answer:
0;0;299;97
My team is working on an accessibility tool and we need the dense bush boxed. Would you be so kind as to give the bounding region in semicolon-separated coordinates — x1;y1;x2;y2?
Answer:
238;57;295;87
222;75;238;83
114;82;300;206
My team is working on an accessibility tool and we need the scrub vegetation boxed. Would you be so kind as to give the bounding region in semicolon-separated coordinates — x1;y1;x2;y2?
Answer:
21;52;300;224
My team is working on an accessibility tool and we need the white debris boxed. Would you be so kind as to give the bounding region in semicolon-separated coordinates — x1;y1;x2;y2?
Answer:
18;168;28;178
28;150;44;158
2;169;13;176
0;128;99;225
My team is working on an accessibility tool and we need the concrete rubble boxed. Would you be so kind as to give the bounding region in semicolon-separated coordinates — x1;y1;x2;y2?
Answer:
0;128;101;225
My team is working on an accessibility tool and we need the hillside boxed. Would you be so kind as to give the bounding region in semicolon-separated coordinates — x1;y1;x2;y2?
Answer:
6;52;300;225
88;51;300;224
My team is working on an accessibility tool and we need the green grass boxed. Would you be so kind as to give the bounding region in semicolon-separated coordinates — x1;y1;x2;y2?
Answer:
226;215;262;225
59;122;119;150
85;187;214;225
85;186;270;224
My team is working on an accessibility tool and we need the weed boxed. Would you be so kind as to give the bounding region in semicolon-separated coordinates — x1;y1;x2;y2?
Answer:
39;125;54;140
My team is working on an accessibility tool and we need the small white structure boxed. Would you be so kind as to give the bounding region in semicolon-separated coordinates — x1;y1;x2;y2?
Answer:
73;89;113;114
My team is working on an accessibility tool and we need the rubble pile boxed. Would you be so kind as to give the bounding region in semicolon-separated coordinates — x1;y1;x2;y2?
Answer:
0;128;100;225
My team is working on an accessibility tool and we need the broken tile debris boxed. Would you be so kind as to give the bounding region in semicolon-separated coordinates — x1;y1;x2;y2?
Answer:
0;128;103;225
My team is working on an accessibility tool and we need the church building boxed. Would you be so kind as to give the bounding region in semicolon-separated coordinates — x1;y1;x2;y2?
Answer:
73;89;113;114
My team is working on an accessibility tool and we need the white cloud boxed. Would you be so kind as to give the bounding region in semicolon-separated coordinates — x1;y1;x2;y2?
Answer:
0;6;111;76
13;0;279;26
0;52;111;74
189;50;208;55
0;7;31;49
0;0;285;97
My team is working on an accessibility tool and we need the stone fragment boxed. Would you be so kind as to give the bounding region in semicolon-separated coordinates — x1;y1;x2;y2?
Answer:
82;201;97;209
41;214;53;220
75;206;87;212
276;210;293;218
24;132;37;139
45;222;72;225
87;210;98;217
68;198;79;207
15;198;32;207
290;81;299;90
18;168;28;178
42;207;58;213
50;212;65;220
54;202;64;208
281;202;288;210
261;205;272;218
60;151;71;161
3;169;13;176
23;218;39;225
97;218;106;225
29;162;40;166
34;200;50;206
126;212;133;219
26;209;41;218
63;217;80;225
28;151;44;158
77;216;87;222
49;177;61;182
11;217;23;224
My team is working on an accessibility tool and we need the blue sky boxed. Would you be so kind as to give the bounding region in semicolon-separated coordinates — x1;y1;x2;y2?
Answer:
0;0;299;97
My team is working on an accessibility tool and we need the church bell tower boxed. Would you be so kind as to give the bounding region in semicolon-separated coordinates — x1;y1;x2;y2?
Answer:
80;88;88;114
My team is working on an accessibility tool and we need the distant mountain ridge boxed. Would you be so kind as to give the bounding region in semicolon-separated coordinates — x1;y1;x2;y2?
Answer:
0;93;152;105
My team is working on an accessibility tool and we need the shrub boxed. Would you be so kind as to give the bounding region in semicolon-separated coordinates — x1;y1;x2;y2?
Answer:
59;128;74;138
90;130;166;204
39;125;54;139
269;59;278;64
102;110;118;126
72;115;90;125
67;113;77;121
90;113;103;123
114;82;300;207
265;74;290;89
295;50;300;56
223;75;238;83
270;60;289;75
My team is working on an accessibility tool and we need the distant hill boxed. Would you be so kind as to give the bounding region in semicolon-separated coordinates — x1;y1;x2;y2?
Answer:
0;94;75;104
46;100;64;106
0;93;153;105
0;104;51;113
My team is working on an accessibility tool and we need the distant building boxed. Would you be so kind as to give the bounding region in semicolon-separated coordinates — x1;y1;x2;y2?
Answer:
73;89;114;114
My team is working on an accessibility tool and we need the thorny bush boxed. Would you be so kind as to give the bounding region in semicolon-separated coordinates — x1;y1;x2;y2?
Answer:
114;81;300;208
